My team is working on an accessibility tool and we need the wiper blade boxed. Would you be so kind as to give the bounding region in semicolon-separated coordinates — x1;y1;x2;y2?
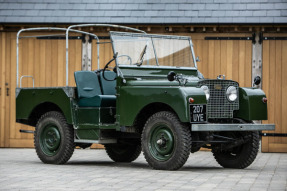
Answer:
136;45;147;66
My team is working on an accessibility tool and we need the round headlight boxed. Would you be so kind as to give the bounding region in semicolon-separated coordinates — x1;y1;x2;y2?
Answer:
201;85;210;100
226;86;237;102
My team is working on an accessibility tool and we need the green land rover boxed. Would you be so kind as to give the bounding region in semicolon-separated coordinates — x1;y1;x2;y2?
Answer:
16;24;275;170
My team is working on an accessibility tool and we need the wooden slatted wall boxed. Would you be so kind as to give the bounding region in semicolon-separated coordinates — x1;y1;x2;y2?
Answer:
262;33;287;152
0;31;286;152
0;32;82;147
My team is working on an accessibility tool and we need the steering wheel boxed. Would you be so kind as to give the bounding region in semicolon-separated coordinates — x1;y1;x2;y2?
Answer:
117;55;132;65
103;53;118;81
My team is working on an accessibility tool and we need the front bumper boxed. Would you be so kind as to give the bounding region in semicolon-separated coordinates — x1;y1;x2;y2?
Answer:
191;124;275;131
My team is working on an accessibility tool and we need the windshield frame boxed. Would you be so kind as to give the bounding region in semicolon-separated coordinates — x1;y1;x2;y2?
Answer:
110;31;198;69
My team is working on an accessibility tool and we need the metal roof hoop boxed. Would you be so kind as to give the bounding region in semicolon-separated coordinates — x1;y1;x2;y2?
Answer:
16;27;98;88
66;24;146;85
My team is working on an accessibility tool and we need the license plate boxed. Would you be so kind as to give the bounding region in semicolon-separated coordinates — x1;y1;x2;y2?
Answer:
190;104;207;123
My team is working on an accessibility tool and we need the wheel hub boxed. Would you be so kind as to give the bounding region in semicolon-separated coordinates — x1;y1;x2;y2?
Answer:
40;125;61;156
149;124;175;161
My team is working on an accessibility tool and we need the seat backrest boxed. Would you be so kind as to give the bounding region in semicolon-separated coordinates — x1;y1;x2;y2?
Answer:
99;71;116;95
74;71;102;98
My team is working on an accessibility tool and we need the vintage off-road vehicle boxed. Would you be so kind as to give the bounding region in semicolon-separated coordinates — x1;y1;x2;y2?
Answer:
16;24;275;170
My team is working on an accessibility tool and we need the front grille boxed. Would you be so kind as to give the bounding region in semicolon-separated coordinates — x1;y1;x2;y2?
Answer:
198;80;239;119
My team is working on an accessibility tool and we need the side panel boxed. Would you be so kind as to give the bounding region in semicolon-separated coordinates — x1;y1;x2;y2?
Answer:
16;88;73;124
118;86;206;126
234;87;267;120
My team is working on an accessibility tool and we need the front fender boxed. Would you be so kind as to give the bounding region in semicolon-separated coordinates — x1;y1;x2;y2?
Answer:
118;86;206;126
234;87;268;120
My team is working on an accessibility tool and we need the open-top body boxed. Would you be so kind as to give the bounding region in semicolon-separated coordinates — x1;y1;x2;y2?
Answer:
16;24;274;170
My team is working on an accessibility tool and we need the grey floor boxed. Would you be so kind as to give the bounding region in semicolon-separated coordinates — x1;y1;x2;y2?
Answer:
0;148;286;191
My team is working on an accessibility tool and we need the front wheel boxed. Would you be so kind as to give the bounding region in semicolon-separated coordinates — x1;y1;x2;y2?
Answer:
142;111;191;170
34;111;75;164
212;131;259;169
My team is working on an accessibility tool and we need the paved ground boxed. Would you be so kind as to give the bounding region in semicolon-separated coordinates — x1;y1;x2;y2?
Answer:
0;148;286;191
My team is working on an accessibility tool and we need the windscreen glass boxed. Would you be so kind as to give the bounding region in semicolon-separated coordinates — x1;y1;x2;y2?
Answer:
111;32;195;67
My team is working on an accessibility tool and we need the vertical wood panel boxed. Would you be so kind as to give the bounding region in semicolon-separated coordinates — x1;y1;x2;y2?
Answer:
226;41;233;80
262;40;270;152
262;33;287;152
275;41;282;144
0;32;5;147
207;40;215;78
4;33;11;146
282;41;287;144
220;40;227;78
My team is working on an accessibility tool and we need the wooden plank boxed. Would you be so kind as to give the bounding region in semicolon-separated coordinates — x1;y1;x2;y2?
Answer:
57;40;65;86
226;41;233;80
220;40;227;79
268;143;287;153
207;40;214;78
10;34;21;142
245;41;252;87
214;41;221;78
45;40;52;87
268;40;276;145
51;40;58;87
9;139;34;148
91;144;105;149
202;39;209;75
0;32;5;147
282;41;287;144
68;40;76;86
4;33;11;147
238;40;245;86
261;39;270;152
34;37;40;87
0;32;2;147
39;40;46;87
275;40;282;144
232;41;239;82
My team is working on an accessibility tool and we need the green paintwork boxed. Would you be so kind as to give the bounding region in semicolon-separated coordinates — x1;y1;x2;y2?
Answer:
16;65;270;144
40;125;61;156
118;81;207;126
149;123;175;161
234;87;268;120
75;107;116;128
16;88;73;124
119;65;198;79
76;129;100;140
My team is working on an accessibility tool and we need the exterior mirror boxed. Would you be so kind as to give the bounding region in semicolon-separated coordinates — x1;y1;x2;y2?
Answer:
167;71;176;81
254;76;261;86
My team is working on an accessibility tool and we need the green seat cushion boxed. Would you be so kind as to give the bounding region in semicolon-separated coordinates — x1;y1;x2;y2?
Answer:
78;95;116;107
99;71;116;95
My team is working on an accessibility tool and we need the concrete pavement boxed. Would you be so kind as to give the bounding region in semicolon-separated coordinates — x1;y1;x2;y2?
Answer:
0;148;286;191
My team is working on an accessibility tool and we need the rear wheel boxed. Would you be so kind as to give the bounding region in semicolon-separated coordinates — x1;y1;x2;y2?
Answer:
212;131;259;169
34;111;75;164
105;142;141;162
142;111;191;170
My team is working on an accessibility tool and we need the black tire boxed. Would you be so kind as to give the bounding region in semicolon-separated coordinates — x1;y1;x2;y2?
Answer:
212;131;259;169
141;111;191;170
105;142;141;162
34;111;75;164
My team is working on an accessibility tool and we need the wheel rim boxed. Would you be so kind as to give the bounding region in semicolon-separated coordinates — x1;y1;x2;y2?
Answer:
40;125;61;156
148;123;175;161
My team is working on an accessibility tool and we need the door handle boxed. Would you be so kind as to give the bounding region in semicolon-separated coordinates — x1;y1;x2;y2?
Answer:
6;88;9;96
